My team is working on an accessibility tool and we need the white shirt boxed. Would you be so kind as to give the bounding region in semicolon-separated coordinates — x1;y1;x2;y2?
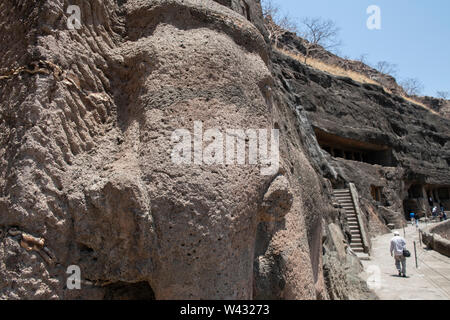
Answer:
390;236;406;256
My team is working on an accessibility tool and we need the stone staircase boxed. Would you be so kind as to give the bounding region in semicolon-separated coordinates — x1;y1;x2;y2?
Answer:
334;188;365;253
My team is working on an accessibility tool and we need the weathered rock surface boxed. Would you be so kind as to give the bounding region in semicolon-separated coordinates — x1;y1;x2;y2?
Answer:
5;0;446;301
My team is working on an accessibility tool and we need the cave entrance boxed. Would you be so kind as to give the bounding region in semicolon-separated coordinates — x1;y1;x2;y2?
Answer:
425;185;450;209
408;184;423;199
371;186;383;202
403;199;421;219
403;184;426;218
313;127;395;166
438;188;450;200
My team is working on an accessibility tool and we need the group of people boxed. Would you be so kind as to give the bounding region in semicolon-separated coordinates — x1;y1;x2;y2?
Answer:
390;197;447;278
429;197;447;221
409;202;447;227
393;201;448;278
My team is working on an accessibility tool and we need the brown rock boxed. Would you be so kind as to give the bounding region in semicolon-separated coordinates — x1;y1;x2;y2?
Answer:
0;0;333;300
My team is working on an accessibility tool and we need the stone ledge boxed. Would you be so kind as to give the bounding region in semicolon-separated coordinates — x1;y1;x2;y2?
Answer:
420;220;450;257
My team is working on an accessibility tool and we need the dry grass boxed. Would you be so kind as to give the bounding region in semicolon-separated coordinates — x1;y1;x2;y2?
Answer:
275;47;439;115
402;96;439;115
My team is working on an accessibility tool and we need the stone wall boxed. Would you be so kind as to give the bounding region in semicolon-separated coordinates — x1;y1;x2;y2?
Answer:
421;221;450;257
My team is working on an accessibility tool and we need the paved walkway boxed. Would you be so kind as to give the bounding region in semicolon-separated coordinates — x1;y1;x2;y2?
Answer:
360;223;450;300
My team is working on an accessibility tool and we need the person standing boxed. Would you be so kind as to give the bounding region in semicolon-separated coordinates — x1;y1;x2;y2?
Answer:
390;231;407;277
432;206;438;218
410;212;416;226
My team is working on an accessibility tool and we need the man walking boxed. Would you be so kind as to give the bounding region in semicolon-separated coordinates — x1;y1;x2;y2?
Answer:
390;231;407;277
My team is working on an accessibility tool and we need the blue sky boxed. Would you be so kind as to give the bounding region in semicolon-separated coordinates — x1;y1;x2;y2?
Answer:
270;0;450;97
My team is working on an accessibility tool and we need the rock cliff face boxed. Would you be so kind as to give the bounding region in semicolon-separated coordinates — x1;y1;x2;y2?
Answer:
1;0;446;300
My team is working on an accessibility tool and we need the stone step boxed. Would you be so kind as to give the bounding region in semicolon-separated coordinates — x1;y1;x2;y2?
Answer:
340;203;354;207
336;195;352;200
334;192;351;196
334;189;350;193
352;247;365;253
356;252;371;260
336;195;352;199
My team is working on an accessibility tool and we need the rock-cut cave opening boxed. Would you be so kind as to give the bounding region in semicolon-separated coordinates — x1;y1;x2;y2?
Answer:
314;127;396;167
